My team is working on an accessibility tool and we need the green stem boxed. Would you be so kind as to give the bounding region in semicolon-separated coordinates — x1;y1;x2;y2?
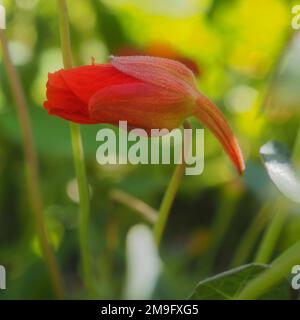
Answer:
110;189;158;225
153;121;190;247
255;198;288;264
57;0;73;69
236;239;300;300
57;0;94;296
0;30;64;299
70;123;94;295
231;203;271;267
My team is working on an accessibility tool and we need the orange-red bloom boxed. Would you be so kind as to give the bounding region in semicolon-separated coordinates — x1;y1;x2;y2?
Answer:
44;55;245;174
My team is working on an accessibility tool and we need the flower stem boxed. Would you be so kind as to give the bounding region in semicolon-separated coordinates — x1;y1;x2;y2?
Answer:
70;123;94;295
57;0;94;296
0;30;64;299
236;239;300;300
57;0;73;69
153;121;190;247
110;189;158;225
254;197;288;264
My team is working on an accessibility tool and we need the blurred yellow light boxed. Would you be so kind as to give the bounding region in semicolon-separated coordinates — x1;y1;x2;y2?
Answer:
225;85;258;113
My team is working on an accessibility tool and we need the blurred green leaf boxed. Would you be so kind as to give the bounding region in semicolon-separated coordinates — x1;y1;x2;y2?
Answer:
260;140;300;203
189;264;290;300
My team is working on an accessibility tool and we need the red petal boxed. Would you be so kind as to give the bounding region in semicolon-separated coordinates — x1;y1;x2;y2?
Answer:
194;94;245;175
46;105;99;124
45;70;90;114
59;64;142;104
89;82;192;130
110;55;198;99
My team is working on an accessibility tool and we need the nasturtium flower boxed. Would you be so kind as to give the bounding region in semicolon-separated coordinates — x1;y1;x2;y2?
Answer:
44;55;245;174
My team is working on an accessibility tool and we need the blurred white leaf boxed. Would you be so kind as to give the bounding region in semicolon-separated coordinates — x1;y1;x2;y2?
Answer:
260;140;300;203
123;224;162;299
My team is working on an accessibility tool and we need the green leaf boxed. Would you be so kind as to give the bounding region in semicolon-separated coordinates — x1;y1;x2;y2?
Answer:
260;140;300;203
189;264;290;300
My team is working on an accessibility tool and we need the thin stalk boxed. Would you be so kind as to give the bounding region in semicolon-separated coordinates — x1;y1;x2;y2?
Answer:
231;203;271;267
57;0;94;295
110;189;158;225
153;121;190;247
0;30;64;299
57;0;73;69
236;239;300;300
70;123;94;295
254;197;288;264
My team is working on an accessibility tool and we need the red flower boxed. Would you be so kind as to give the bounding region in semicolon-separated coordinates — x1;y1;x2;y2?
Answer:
44;55;245;174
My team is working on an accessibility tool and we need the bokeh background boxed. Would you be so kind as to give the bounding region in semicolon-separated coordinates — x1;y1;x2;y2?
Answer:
0;0;300;299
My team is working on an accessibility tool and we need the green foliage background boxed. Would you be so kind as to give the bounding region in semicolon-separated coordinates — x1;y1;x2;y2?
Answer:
0;0;300;299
